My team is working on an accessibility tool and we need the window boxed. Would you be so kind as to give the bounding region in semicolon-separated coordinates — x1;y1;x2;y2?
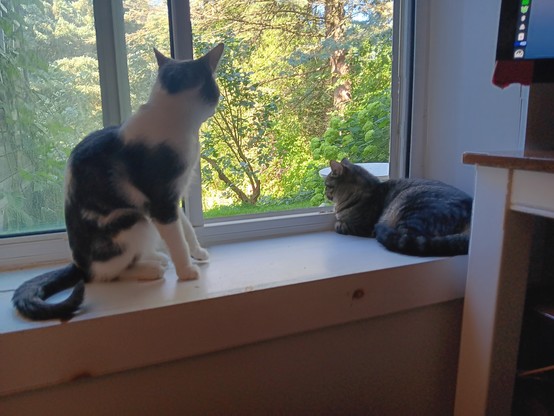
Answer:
191;0;395;218
0;0;413;266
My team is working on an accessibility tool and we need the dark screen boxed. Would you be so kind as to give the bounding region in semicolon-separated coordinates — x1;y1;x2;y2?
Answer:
496;0;554;83
514;0;554;60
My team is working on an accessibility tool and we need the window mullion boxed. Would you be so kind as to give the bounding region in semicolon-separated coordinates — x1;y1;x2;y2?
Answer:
168;0;194;60
93;0;131;126
168;0;205;227
390;0;415;180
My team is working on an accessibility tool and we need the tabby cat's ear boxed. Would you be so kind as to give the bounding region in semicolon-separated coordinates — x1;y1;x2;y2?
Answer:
330;160;344;176
200;43;225;73
154;48;171;68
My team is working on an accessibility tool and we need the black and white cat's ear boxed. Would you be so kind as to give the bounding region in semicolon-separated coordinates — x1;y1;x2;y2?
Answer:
330;160;344;176
200;43;224;73
154;48;171;68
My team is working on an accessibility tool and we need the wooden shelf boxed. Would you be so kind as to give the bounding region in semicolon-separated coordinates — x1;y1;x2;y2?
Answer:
454;160;554;414
463;150;554;173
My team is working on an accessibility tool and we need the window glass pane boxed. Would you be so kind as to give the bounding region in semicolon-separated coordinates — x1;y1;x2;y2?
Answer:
190;0;393;219
123;0;170;113
0;0;100;235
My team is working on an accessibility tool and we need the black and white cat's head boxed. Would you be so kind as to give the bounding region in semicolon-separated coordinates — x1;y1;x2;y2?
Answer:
325;158;380;202
151;43;224;122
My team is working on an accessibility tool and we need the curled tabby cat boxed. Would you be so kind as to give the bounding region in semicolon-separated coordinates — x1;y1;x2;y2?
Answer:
325;158;472;256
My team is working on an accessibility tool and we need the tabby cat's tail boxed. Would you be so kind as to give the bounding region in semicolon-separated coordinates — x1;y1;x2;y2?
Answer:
374;223;469;256
12;264;87;321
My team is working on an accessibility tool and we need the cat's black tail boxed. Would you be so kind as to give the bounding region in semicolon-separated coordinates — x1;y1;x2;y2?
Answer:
12;264;87;321
374;223;469;256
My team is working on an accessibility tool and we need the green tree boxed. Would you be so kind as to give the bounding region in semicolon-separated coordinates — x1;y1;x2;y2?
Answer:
191;0;394;212
1;0;64;232
0;0;101;233
123;0;169;111
199;39;278;205
311;27;393;166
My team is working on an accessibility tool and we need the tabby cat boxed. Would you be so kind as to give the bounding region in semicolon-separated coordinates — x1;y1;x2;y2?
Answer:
325;158;472;256
12;44;224;321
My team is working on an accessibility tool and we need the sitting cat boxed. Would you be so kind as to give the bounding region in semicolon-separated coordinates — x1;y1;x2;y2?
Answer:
12;43;224;321
325;158;472;256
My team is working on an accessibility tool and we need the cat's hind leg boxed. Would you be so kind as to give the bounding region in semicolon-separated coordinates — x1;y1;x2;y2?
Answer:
142;250;170;267
122;222;169;280
91;220;165;282
120;249;169;280
91;252;137;282
178;209;209;261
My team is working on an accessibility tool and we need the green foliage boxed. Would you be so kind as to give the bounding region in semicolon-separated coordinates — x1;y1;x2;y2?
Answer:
0;0;100;233
123;0;169;111
309;25;393;205
311;94;390;164
198;37;278;205
1;1;59;232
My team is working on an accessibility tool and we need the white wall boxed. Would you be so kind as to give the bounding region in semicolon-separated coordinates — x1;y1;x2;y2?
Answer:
412;0;526;195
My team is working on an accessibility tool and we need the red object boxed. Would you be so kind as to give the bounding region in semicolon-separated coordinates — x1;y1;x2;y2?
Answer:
493;60;534;88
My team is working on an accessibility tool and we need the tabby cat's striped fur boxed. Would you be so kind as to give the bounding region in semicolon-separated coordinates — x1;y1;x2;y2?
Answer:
325;159;472;256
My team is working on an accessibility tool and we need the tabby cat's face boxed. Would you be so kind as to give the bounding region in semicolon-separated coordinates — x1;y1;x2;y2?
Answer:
324;173;339;202
325;159;350;202
325;159;379;203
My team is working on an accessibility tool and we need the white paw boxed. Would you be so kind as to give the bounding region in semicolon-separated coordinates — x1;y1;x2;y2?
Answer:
176;264;200;281
191;247;209;261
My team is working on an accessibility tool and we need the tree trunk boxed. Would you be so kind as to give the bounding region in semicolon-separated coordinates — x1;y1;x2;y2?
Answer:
202;156;260;205
325;0;351;113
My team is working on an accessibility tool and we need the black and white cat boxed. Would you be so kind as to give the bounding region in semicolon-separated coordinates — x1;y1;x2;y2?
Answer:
325;158;472;256
12;44;224;320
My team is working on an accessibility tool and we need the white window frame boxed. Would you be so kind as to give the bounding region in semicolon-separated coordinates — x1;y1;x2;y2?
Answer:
0;0;415;268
